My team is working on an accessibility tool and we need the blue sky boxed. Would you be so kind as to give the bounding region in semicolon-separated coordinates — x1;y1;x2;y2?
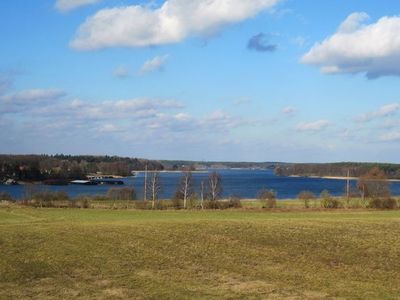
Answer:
1;0;400;162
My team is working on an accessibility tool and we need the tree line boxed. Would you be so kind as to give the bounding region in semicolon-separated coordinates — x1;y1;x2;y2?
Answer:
275;162;400;179
0;154;164;182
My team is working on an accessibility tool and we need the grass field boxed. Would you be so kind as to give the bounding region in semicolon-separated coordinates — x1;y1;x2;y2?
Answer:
1;206;400;299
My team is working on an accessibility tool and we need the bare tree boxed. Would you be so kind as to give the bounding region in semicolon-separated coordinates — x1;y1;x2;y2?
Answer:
148;171;162;209
200;180;205;209
207;171;223;201
257;188;277;208
357;167;391;201
143;164;148;201
297;190;316;208
176;170;193;209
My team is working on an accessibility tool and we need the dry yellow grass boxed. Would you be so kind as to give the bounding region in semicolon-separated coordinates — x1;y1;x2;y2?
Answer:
1;207;400;299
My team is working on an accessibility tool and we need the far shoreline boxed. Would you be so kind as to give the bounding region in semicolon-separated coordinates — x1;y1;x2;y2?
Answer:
289;175;400;182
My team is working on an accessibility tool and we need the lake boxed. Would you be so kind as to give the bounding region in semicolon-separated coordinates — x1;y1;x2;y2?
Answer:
2;169;400;200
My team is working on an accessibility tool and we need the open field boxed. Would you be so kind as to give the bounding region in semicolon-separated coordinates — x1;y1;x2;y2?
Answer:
1;207;400;299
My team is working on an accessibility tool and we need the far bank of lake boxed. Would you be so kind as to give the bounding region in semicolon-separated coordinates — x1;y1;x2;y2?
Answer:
2;169;400;200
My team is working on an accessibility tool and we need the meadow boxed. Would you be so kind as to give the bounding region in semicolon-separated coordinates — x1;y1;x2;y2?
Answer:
1;203;400;299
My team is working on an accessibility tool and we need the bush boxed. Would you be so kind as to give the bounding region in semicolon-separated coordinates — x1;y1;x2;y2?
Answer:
171;196;183;209
28;191;70;208
153;200;167;210
382;198;398;209
202;198;241;210
298;191;316;208
71;196;92;209
203;200;220;209
188;195;201;209
258;189;277;208
368;198;398;209
228;195;242;209
134;201;150;210
320;190;341;209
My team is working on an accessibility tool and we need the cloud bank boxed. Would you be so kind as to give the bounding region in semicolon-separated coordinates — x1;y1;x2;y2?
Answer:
0;88;249;152
71;0;281;50
0;89;66;113
302;13;400;78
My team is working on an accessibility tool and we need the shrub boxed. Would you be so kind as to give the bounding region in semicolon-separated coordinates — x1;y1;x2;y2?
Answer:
80;198;91;209
346;198;365;209
28;191;70;208
134;201;150;210
258;189;277;208
298;191;316;208
171;198;183;209
382;198;398;209
228;195;242;209
203;200;220;209
153;200;167;210
320;190;341;209
368;198;398;209
171;194;183;209
72;196;92;209
187;194;200;209
208;197;243;210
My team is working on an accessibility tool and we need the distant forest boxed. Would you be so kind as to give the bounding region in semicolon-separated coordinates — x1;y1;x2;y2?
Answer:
275;163;400;179
2;155;400;182
0;155;164;182
160;160;282;170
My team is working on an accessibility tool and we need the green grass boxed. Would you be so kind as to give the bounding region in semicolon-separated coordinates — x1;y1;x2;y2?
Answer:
1;207;400;299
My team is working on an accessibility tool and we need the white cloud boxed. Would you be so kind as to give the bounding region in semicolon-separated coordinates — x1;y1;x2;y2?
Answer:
380;131;400;142
173;113;192;122
296;120;330;132
338;12;370;33
70;0;281;50
201;110;248;131
99;123;119;133
1;89;65;103
55;0;101;12
57;98;184;121
302;13;400;78
356;103;400;122
113;65;130;78
0;89;66;113
139;55;169;75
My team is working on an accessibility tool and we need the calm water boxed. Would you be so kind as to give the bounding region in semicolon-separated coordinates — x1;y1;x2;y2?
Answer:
2;169;400;200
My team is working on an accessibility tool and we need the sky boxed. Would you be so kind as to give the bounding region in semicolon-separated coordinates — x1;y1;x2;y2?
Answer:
1;0;400;163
